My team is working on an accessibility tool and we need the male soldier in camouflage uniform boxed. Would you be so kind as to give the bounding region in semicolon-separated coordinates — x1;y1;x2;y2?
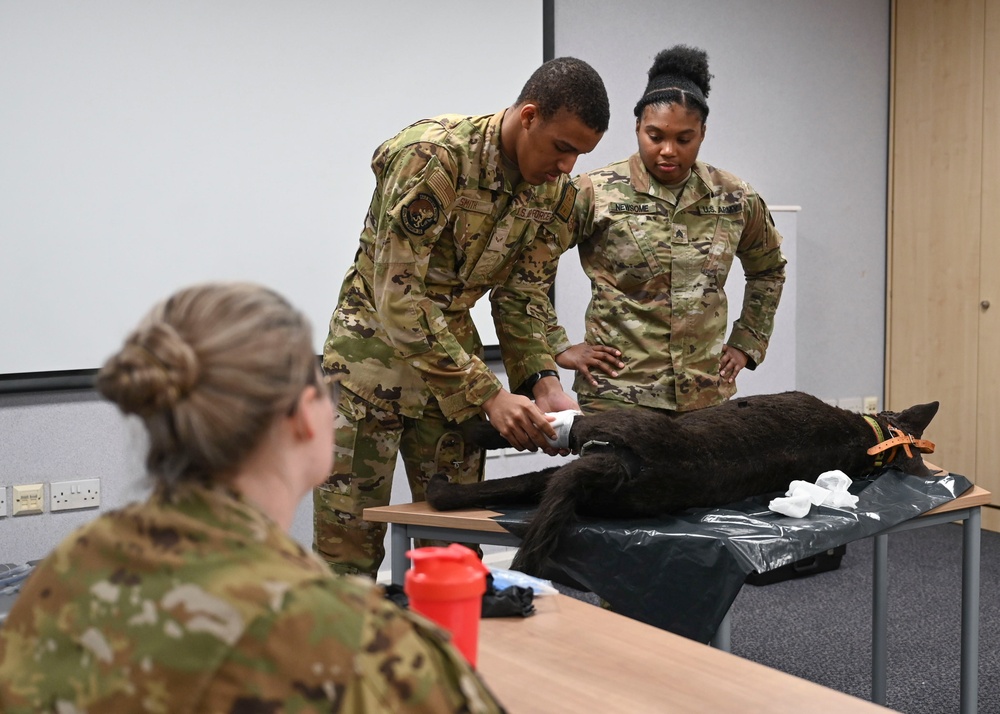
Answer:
316;58;610;577
552;46;786;415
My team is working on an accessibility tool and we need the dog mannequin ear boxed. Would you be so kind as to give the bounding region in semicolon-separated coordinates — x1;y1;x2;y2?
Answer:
891;401;940;438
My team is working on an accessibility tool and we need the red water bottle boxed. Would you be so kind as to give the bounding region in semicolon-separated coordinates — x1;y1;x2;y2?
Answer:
404;544;489;667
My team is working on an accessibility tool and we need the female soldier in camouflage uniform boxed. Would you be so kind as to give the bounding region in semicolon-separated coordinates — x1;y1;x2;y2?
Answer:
0;283;503;713
317;58;610;577
555;46;787;414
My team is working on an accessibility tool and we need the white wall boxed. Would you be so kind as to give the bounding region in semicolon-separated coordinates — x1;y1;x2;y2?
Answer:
553;0;890;405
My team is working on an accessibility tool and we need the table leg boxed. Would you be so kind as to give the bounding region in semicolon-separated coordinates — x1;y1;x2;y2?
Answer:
960;507;981;714
711;609;732;652
872;533;889;705
390;523;410;586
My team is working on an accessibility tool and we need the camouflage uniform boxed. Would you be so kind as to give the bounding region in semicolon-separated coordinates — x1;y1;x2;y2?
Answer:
0;484;503;713
317;110;576;575
553;155;786;413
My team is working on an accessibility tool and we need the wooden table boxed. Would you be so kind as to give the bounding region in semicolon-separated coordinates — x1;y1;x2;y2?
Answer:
477;593;892;713
365;483;990;713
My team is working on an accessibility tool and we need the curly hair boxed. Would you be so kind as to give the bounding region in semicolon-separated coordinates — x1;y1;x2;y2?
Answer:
96;282;318;495
516;56;610;133
634;45;714;122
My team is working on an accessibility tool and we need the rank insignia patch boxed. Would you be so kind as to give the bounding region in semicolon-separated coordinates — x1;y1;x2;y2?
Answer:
401;193;441;235
555;182;577;223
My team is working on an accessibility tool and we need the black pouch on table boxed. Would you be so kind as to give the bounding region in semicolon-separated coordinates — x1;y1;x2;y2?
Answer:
745;544;848;586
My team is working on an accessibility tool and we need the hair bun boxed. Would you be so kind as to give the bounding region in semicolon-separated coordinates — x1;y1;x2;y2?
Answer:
97;322;200;417
648;45;712;98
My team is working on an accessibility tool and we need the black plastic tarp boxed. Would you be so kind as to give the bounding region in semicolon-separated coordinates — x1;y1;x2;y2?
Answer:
492;468;973;643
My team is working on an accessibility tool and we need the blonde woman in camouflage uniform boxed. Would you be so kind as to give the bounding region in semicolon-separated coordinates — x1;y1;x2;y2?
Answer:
317;58;609;577
554;46;786;415
0;283;503;713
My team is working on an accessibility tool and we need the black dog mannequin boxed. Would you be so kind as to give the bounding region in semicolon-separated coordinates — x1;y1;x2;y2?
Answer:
427;391;938;574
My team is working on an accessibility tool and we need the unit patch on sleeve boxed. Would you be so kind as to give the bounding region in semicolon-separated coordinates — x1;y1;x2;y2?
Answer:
401;193;441;235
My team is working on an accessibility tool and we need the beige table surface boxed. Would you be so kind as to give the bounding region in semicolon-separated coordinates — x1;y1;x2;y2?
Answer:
477;593;892;713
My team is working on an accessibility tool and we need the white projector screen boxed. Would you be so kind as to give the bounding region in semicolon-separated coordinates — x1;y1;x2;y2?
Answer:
0;1;543;376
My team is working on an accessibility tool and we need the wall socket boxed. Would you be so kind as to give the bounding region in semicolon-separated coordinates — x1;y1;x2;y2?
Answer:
837;396;864;413
836;396;879;414
51;478;101;512
0;485;7;518
12;483;45;516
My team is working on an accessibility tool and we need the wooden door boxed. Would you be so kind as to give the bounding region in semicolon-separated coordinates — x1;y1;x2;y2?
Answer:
978;1;1000;512
888;0;999;525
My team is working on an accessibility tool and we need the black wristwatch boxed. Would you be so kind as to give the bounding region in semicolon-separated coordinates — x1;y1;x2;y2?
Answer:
517;369;560;396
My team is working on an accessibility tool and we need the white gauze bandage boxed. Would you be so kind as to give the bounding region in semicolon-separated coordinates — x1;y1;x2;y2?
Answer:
543;410;582;449
768;469;860;517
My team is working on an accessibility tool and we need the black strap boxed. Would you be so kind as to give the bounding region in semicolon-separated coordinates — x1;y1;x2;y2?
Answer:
517;369;560;396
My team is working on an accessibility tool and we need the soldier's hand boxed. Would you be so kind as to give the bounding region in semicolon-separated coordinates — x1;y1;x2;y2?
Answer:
719;345;748;384
482;389;558;453
556;343;623;387
525;371;578;413
531;382;577;456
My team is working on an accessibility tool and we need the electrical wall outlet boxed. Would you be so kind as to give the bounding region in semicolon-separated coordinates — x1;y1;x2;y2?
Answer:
838;396;864;413
0;485;7;518
12;483;45;516
50;478;101;512
863;396;879;414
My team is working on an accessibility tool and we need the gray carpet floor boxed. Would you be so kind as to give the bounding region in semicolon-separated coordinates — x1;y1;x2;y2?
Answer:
728;522;998;713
